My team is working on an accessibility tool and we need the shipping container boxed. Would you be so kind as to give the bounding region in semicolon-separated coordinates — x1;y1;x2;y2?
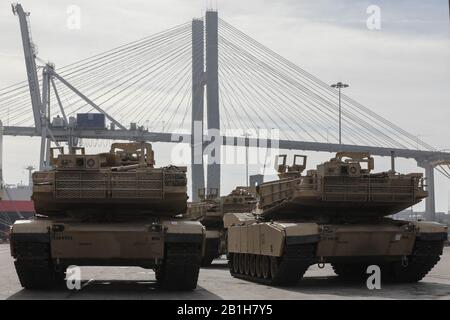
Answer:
76;113;105;129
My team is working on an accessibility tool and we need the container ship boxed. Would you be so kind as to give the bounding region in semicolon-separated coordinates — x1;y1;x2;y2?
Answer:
0;183;35;242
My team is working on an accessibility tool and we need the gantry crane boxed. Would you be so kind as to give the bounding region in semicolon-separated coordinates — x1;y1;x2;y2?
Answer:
11;3;126;170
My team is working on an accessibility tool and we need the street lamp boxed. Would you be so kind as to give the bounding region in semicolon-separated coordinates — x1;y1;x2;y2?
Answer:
242;130;253;187
330;81;349;144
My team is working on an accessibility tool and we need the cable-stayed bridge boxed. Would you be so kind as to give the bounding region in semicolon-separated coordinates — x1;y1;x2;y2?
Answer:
1;5;449;220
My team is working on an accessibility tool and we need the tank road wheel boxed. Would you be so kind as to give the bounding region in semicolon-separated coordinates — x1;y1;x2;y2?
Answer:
270;256;279;278
227;252;233;271
238;253;246;274
244;254;251;275
155;266;162;283
385;239;445;283
228;243;315;286
157;243;202;291
232;253;240;273
255;255;262;278
261;256;271;279
249;255;256;277
269;246;311;286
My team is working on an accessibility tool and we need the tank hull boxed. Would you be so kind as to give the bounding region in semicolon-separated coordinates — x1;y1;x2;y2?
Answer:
10;217;205;290
225;212;447;286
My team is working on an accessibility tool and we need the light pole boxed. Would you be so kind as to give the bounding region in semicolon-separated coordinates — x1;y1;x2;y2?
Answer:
242;130;252;187
25;166;35;187
331;82;349;144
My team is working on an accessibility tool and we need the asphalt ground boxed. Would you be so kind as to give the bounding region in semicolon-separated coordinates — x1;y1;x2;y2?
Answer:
1;244;449;300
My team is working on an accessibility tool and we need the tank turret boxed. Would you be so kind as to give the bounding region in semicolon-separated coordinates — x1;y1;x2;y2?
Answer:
257;152;427;220
32;142;188;218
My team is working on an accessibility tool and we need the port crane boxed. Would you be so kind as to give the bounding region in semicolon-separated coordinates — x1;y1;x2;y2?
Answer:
12;3;126;170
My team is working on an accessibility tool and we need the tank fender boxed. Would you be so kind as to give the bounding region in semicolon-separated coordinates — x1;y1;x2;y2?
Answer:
257;222;286;256
227;222;320;257
412;221;448;241
11;219;52;234
223;212;255;229
10;220;52;258
279;222;320;245
162;220;205;243
258;222;319;257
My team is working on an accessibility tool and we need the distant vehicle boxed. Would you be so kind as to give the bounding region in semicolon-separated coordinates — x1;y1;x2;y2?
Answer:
187;187;257;266
225;152;447;285
10;143;205;290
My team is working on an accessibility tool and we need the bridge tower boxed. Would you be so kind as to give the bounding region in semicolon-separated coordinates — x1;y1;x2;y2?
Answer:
418;160;437;221
191;10;220;201
424;164;436;221
191;18;205;201
205;11;221;197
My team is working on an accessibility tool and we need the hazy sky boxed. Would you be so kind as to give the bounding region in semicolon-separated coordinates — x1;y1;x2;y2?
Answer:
0;0;449;211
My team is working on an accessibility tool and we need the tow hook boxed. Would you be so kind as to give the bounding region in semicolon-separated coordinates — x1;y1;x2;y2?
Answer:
318;257;325;269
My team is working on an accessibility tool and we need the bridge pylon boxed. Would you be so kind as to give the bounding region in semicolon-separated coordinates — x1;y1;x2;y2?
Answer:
191;18;205;201
417;160;436;221
418;158;450;222
190;10;220;201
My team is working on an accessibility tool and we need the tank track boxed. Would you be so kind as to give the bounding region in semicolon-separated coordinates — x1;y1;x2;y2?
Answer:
332;238;445;283
386;238;444;283
14;242;65;290
201;238;220;267
156;242;202;290
228;243;315;286
201;254;215;267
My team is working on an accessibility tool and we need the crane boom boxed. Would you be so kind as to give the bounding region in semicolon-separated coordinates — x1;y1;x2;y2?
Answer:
12;3;42;132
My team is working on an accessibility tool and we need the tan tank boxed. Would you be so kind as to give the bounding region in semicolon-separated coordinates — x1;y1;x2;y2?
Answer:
10;143;205;290
225;153;447;286
187;187;257;266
